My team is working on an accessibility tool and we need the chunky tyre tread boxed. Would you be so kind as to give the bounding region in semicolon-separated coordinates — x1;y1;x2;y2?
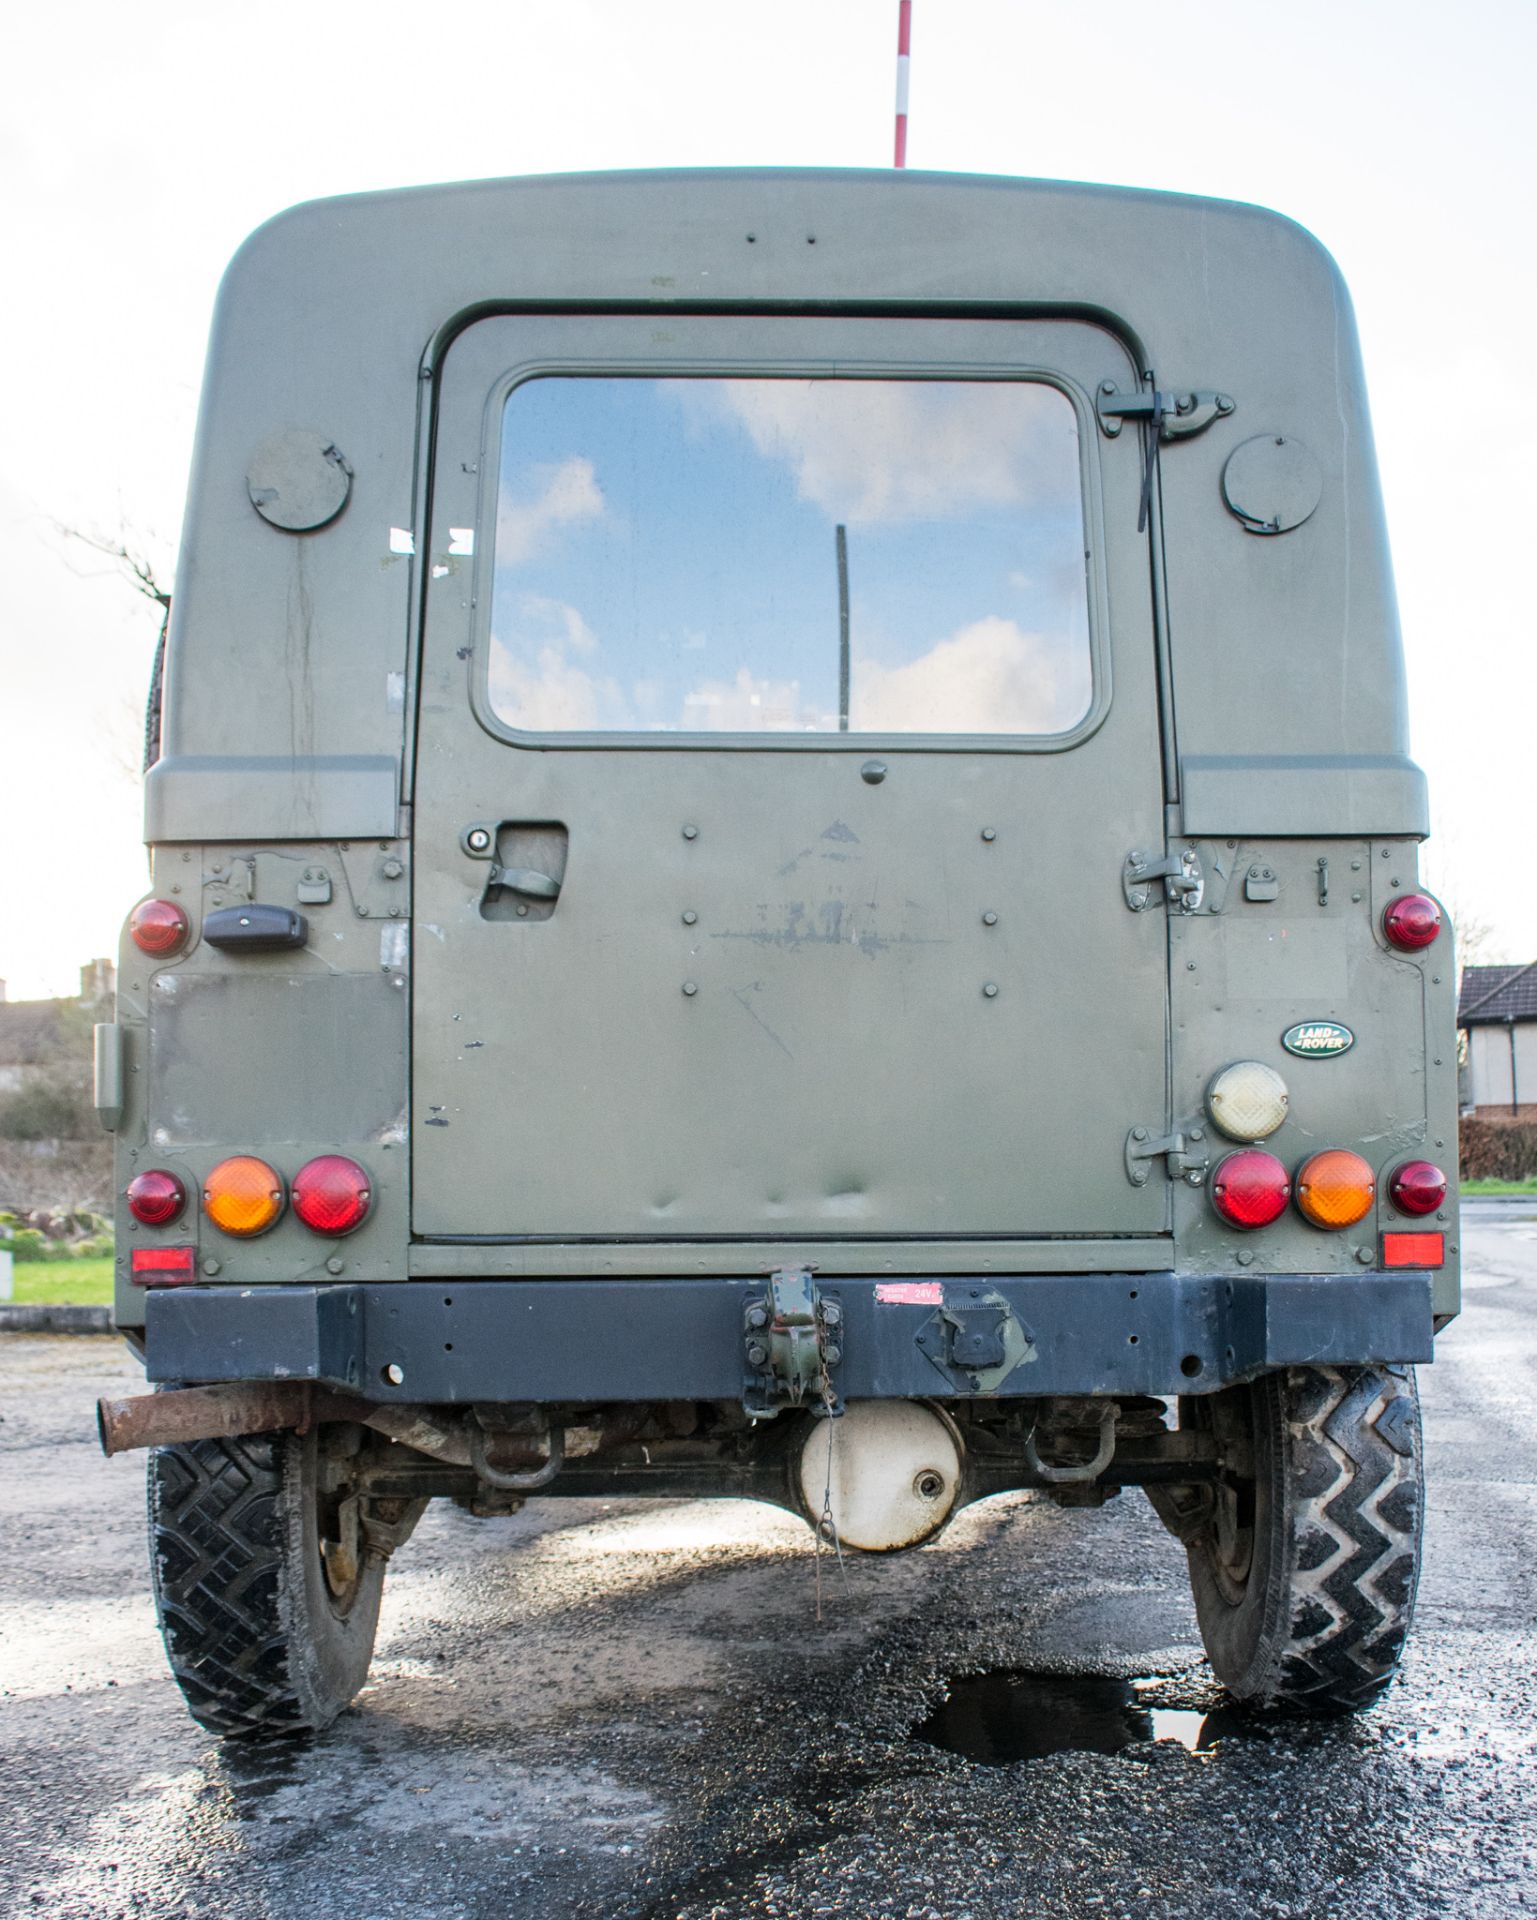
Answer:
1184;1364;1423;1715
1274;1365;1422;1710
149;1433;341;1737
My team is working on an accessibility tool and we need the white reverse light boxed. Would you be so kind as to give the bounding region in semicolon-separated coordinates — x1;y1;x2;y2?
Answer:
1205;1061;1290;1142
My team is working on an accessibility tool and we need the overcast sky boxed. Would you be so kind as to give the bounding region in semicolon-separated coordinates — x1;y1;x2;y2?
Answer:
2;0;1532;999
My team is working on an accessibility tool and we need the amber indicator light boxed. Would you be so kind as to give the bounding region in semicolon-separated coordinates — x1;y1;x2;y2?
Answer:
203;1155;285;1238
129;898;190;957
130;1246;197;1286
1381;1231;1445;1269
1295;1149;1376;1229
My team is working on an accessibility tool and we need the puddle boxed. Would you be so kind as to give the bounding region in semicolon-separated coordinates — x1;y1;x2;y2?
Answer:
912;1671;1252;1765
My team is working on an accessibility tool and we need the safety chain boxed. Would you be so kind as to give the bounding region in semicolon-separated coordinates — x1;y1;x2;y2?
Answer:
813;1331;849;1622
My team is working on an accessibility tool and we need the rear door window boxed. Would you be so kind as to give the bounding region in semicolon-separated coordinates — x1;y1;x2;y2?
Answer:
486;376;1091;739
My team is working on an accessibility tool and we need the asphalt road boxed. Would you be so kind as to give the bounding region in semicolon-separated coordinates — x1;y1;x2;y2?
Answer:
3;1202;1536;1920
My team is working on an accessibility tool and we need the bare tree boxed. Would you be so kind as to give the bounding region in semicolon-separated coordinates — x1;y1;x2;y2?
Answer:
56;525;173;770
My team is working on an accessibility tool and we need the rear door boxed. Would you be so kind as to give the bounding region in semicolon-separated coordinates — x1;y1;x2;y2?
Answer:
411;314;1169;1244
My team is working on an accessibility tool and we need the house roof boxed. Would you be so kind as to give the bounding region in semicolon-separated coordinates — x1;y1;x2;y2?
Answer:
1459;962;1537;1026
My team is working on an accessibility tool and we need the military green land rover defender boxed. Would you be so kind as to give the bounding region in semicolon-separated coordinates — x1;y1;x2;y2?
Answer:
95;170;1457;1737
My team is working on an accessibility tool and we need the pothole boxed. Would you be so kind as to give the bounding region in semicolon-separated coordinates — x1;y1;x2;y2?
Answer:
912;1671;1253;1765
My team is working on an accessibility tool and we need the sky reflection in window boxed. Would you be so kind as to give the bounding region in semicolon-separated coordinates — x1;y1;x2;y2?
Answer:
487;377;1091;737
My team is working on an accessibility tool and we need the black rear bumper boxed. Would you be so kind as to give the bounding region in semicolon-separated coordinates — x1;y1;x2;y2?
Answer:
141;1269;1435;1403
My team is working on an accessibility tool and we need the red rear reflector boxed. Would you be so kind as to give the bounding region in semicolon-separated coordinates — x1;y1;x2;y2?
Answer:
129;898;190;956
1381;1231;1444;1269
125;1169;187;1226
1382;893;1441;951
131;1246;198;1286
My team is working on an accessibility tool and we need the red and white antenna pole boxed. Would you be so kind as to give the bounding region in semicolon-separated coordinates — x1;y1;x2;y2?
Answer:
894;0;912;168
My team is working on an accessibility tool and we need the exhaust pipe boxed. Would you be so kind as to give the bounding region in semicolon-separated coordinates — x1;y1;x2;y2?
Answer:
97;1383;477;1468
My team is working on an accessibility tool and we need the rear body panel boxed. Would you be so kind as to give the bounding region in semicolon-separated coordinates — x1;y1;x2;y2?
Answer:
111;169;1457;1375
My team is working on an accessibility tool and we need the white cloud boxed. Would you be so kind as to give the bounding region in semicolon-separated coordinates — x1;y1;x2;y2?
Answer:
695;379;1077;528
853;616;1090;735
489;595;619;729
680;665;830;732
495;455;604;566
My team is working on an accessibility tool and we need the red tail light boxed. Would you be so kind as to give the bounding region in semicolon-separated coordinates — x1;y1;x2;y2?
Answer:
1210;1150;1292;1230
292;1155;372;1236
129;898;190;956
1388;1160;1447;1216
125;1169;186;1226
1382;894;1441;951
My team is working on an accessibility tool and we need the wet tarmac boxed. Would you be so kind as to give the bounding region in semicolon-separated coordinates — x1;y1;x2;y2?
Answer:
2;1199;1535;1920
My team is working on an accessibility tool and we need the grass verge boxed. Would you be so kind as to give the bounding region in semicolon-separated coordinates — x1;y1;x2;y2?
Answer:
8;1256;115;1307
1461;1178;1537;1197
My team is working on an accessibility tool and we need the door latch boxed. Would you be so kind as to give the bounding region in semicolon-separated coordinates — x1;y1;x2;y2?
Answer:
1096;384;1236;441
486;865;561;900
1123;846;1204;913
1125;1125;1210;1188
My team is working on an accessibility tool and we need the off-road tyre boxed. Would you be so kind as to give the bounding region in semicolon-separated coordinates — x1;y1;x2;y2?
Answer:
147;1426;388;1738
1184;1365;1423;1714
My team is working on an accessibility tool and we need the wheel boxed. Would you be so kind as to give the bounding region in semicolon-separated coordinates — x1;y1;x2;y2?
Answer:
147;1424;418;1738
1179;1365;1423;1713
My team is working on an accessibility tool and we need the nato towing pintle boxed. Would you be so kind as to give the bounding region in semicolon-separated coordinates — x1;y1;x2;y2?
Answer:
742;1266;844;1419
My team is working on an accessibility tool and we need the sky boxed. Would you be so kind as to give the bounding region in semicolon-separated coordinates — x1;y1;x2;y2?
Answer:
2;0;1533;999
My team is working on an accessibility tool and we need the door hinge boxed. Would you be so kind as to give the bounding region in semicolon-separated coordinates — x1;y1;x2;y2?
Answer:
1097;383;1236;442
1123;845;1204;913
1125;1125;1211;1188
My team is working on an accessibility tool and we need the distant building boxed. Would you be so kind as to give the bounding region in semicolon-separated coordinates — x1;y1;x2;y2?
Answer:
1458;963;1537;1119
79;958;115;1004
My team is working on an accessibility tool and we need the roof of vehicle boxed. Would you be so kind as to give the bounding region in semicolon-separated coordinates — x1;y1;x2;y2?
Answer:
148;168;1425;846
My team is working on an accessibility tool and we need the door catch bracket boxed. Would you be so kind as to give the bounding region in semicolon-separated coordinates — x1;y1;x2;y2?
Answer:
1125;1126;1210;1188
1123;846;1204;913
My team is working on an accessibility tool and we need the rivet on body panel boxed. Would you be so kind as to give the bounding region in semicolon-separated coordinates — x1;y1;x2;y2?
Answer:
682;981;698;997
202;1258;221;1276
682;911;698;926
982;912;998;926
982;982;999;998
682;824;699;841
981;827;997;842
861;760;888;785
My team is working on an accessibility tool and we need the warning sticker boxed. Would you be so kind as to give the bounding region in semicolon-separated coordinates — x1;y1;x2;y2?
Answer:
874;1281;944;1306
